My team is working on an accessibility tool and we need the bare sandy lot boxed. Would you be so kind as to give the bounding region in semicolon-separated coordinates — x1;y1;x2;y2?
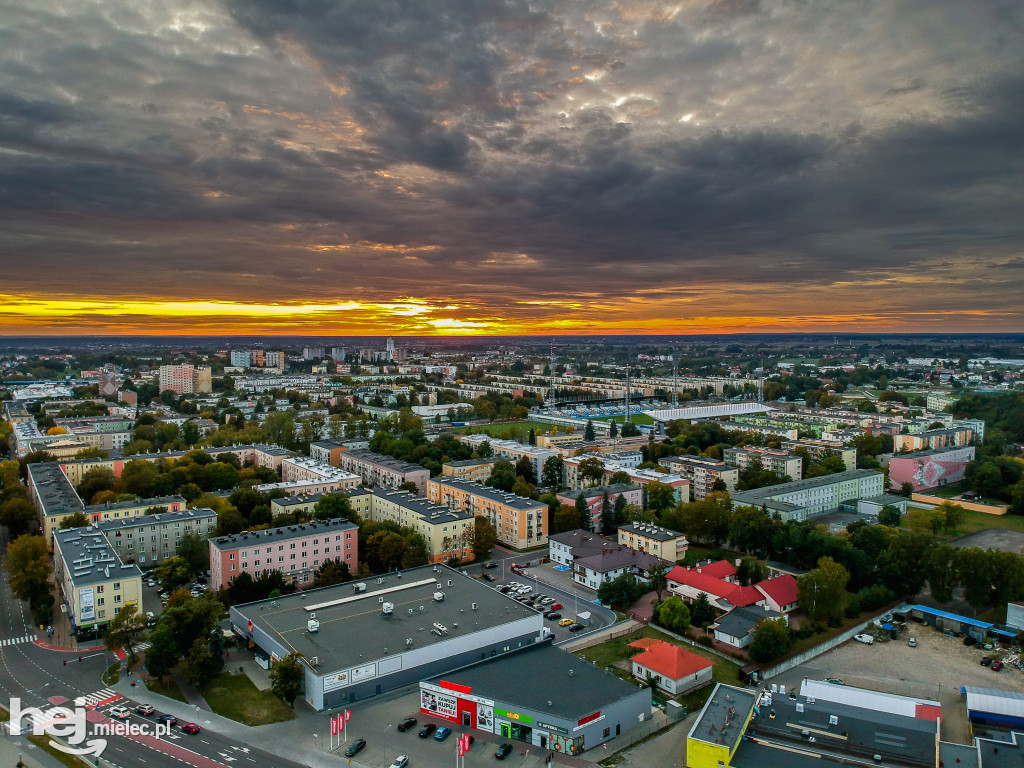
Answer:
777;624;1024;743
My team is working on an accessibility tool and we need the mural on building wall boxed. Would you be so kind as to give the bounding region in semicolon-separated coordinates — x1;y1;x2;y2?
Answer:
889;447;975;492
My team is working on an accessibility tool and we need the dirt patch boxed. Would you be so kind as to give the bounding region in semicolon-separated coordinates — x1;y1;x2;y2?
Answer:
950;529;1024;553
784;624;1024;744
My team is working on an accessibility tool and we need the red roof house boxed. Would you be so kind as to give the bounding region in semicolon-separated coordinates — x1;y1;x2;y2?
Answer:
754;575;800;614
629;640;714;695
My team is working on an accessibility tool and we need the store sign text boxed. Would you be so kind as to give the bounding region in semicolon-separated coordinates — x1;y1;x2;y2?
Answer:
577;711;602;726
496;708;533;724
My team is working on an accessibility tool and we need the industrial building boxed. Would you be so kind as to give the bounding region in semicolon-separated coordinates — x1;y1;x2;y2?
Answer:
231;564;547;711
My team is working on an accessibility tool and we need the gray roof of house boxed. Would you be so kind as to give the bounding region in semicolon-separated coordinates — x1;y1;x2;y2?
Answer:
731;469;881;504
234;564;537;676
343;449;429;475
618;522;684;542
714;606;779;638
27;462;84;516
371;488;475;524
574;547;665;574
95;507;217;532
548;529;615;552
53;528;141;586
84;495;186;514
444;458;497;468
430;477;546;511
425;642;649;721
690;684;758;750
210;518;358;551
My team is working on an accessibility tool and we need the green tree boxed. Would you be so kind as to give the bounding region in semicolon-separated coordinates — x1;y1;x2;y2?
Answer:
0;497;37;538
648;560;670;601
609;420;618;439
486;460;516;492
899;482;914;498
208;628;226;678
145;624;179;684
270;652;304;706
117;459;159;497
184;636;216;687
552;504;582;533
181;420;200;446
313;558;352;588
596;572;644;610
613;494;627;528
541;456;564;488
5;535;50;604
600;493;615;535
575;493;591;531
938;502;966;533
749;618;791;663
584;420;596;442
878;505;902;528
312;493;356;522
578;457;605;487
609;471;632;486
204;462;239;491
472;515;499;561
155;556;192;589
926;546;959;604
105;606;147;658
645;481;676;513
76;467;116;505
176;530;210;574
798;557;849;622
656;595;691;633
514;456;537;486
690;592;717;626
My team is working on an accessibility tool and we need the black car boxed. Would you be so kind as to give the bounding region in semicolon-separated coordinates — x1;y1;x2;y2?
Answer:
156;714;177;726
569;623;585;632
545;612;561;620
496;743;514;760
982;656;993;666
345;739;367;757
482;574;496;581
397;717;417;732
419;723;437;738
484;562;498;569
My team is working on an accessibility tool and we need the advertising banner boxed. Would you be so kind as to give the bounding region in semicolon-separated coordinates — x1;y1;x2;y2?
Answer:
349;662;377;684
323;671;349;692
79;588;95;623
476;703;494;732
420;690;458;721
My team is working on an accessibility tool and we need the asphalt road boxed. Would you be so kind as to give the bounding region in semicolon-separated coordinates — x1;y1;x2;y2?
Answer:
0;527;310;768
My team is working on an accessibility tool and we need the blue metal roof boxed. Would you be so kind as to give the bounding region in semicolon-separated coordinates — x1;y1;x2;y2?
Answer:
908;605;992;630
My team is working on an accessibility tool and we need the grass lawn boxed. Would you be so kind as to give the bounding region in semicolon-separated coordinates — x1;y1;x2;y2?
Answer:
200;673;295;726
951;509;1024;535
147;677;188;703
102;661;120;686
574;626;743;712
452;421;563;438
592;413;656;425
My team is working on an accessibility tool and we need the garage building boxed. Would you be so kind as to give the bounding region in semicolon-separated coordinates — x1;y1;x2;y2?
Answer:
419;643;651;755
231;564;546;711
963;687;1024;731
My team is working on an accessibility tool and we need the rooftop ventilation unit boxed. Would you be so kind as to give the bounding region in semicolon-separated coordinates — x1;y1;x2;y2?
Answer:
433;591;445;602
354;582;367;593
382;602;394;615
471;603;478;611
307;618;320;633
432;622;449;634
405;638;413;647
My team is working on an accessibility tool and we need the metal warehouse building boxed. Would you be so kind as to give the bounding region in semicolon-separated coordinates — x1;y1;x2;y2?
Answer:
419;643;651;756
963;687;1024;731
230;564;546;711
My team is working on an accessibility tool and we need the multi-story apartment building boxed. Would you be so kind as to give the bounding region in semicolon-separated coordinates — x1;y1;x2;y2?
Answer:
426;477;547;549
555;484;643;530
781;439;858;471
723;446;803;481
661;456;739;500
456;434;558;478
270;488;374;521
2;400;33;423
309;439;369;466
99;507;217;566
262;457;361;496
53;527;143;640
561;455;691;502
336;449;431;494
894;426;977;453
731;469;885;522
441;458;497;483
209;518;359;590
367;489;475;563
158;364;212;395
617;522;688;562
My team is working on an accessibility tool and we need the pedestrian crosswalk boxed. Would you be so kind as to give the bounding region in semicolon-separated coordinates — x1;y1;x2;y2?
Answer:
134;642;151;652
0;634;37;647
75;688;122;709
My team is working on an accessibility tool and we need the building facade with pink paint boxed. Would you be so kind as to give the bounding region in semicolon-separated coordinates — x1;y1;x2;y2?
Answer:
209;518;358;590
888;445;976;492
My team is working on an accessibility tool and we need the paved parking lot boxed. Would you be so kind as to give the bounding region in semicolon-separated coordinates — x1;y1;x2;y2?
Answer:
774;624;1024;743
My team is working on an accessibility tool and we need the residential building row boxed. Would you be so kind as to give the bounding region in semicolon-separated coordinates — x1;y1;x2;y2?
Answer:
257;456;361;496
456;434;558;477
660;455;738;500
158;364;212;395
722;446;802;481
426;476;547;549
99;507;217;566
335;449;431;493
730;468;885;522
555;483;643;531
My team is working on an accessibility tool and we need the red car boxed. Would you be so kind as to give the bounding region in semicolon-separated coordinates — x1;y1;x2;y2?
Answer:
550;603;563;610
992;661;1004;672
181;723;201;734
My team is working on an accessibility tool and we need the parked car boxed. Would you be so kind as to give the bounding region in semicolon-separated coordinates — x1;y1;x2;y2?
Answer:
181;723;201;734
496;743;514;760
908;638;917;647
145;612;157;627
108;706;131;720
558;618;574;627
964;636;977;647
545;612;562;620
135;704;155;716
418;723;436;738
992;661;1005;672
435;727;452;741
397;717;417;732
981;657;993;666
825;678;844;685
484;562;498;569
482;574;496;581
389;757;409;768
541;598;554;605
550;603;563;610
853;634;874;645
569;623;585;632
157;714;177;726
345;739;366;757
983;643;994;651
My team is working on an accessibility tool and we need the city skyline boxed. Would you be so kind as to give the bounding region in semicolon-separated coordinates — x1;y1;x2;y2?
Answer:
2;1;1022;336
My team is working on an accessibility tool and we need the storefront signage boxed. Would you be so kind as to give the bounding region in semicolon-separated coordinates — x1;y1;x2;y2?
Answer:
323;670;349;692
477;703;494;732
79;588;95;623
420;681;493;707
349;662;377;683
421;690;458;720
440;680;472;694
537;720;568;735
496;708;533;724
577;711;602;727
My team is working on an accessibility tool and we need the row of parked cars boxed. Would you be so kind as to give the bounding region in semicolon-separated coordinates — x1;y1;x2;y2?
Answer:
494;582;587;631
394;717;515;760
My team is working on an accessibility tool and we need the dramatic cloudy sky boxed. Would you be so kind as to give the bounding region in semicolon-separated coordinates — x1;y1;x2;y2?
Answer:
1;0;1022;335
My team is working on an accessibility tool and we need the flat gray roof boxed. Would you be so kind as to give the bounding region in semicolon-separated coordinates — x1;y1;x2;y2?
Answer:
235;564;538;675
96;507;216;531
618;522;683;541
343;449;427;475
372;488;476;524
690;684;757;751
731;469;881;503
211;518;358;551
426;642;648;721
85;495;185;514
54;528;141;586
429;477;546;511
28;462;84;516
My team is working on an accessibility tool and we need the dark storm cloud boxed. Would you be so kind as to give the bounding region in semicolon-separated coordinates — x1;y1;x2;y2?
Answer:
0;0;1022;327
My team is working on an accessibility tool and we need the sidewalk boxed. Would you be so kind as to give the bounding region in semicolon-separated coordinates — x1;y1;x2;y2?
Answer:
0;733;72;768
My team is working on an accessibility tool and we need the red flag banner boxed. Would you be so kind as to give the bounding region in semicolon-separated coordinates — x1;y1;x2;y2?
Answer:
338;715;344;731
345;709;352;722
331;716;338;736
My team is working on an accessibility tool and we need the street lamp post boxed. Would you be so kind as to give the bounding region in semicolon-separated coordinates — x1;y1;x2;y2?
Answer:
383;723;392;766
